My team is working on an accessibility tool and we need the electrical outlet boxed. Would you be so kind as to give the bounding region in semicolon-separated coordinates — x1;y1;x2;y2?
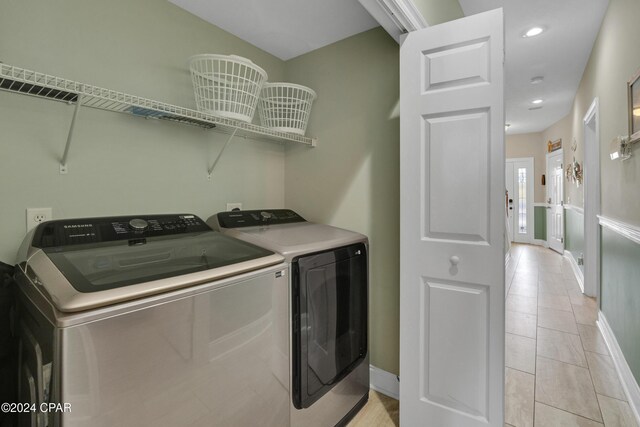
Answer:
226;203;243;211
26;208;52;232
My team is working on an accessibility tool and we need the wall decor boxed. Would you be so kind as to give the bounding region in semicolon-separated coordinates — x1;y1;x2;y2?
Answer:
547;138;562;152
628;67;640;142
566;158;583;187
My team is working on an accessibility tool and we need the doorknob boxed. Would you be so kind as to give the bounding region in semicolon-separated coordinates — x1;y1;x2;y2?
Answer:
450;256;460;265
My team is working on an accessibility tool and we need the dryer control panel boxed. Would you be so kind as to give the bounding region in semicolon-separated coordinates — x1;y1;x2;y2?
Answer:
216;209;306;228
33;214;210;248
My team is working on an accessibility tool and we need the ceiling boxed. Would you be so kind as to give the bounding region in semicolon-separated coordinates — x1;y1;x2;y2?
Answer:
168;0;378;61
459;0;609;134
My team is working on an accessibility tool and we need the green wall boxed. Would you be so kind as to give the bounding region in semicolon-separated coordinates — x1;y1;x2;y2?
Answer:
413;0;464;25
601;227;640;384
284;28;400;375
0;0;287;264
534;207;546;240
564;209;584;273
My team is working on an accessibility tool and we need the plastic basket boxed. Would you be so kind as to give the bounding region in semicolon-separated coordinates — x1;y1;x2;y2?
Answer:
258;83;317;135
189;54;268;122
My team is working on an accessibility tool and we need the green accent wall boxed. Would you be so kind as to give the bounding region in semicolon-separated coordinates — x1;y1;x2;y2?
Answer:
412;0;464;25
284;28;400;375
601;227;640;384
565;208;584;273
534;207;547;240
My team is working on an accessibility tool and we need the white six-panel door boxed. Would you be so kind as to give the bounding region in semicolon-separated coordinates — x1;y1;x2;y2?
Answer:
546;150;564;254
399;8;505;427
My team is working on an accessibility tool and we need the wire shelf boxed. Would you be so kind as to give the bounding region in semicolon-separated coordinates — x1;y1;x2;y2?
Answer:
0;63;316;146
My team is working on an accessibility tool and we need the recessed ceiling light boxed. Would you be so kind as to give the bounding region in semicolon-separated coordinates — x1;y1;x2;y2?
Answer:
530;76;544;85
523;27;544;38
531;99;544;104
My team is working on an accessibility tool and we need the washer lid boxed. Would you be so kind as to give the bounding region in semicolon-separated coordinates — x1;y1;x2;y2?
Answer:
23;231;283;312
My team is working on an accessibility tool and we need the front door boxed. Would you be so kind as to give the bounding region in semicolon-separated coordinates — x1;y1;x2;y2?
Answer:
506;158;534;244
400;8;505;427
547;150;564;254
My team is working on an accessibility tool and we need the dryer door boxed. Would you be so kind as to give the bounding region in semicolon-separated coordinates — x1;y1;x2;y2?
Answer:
292;243;368;409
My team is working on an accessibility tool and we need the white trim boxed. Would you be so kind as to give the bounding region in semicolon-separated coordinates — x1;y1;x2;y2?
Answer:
370;365;399;399
545;148;564;159
358;0;427;44
597;313;640;426
534;203;549;207
564;250;585;293
583;97;601;299
564;204;585;215
534;239;549;248
599;215;640;246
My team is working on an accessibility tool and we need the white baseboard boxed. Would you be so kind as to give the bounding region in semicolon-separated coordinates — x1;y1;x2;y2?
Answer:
370;365;399;400
597;313;640;426
533;239;549;248
564;250;585;293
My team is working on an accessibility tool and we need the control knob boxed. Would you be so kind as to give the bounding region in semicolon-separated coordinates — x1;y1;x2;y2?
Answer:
260;211;273;223
129;218;149;232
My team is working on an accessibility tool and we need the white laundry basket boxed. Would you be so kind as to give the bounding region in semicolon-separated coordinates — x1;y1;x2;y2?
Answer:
258;83;317;135
189;54;267;122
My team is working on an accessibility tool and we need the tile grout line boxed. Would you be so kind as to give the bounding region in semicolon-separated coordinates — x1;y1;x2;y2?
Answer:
566;273;607;423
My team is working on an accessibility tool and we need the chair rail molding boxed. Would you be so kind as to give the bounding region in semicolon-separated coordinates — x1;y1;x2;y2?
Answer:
598;215;640;246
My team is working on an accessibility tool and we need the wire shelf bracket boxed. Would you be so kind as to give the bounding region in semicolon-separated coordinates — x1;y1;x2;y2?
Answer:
59;96;82;174
0;63;317;175
207;128;238;179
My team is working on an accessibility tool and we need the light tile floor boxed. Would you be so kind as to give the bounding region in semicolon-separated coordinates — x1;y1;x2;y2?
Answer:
505;244;638;427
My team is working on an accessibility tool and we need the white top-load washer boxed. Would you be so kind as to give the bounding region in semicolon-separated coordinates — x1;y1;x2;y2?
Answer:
15;214;289;427
208;209;369;427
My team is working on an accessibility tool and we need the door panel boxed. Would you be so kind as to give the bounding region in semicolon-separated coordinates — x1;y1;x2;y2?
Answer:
425;110;489;242
422;279;489;418
400;8;504;427
422;40;490;90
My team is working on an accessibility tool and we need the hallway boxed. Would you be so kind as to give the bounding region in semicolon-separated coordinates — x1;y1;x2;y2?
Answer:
505;244;637;427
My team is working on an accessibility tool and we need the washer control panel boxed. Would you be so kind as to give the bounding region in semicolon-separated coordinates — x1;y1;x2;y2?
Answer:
217;209;306;228
33;214;210;248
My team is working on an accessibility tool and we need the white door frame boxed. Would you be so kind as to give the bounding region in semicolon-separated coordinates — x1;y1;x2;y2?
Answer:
583;98;600;298
506;157;535;244
546;149;564;254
